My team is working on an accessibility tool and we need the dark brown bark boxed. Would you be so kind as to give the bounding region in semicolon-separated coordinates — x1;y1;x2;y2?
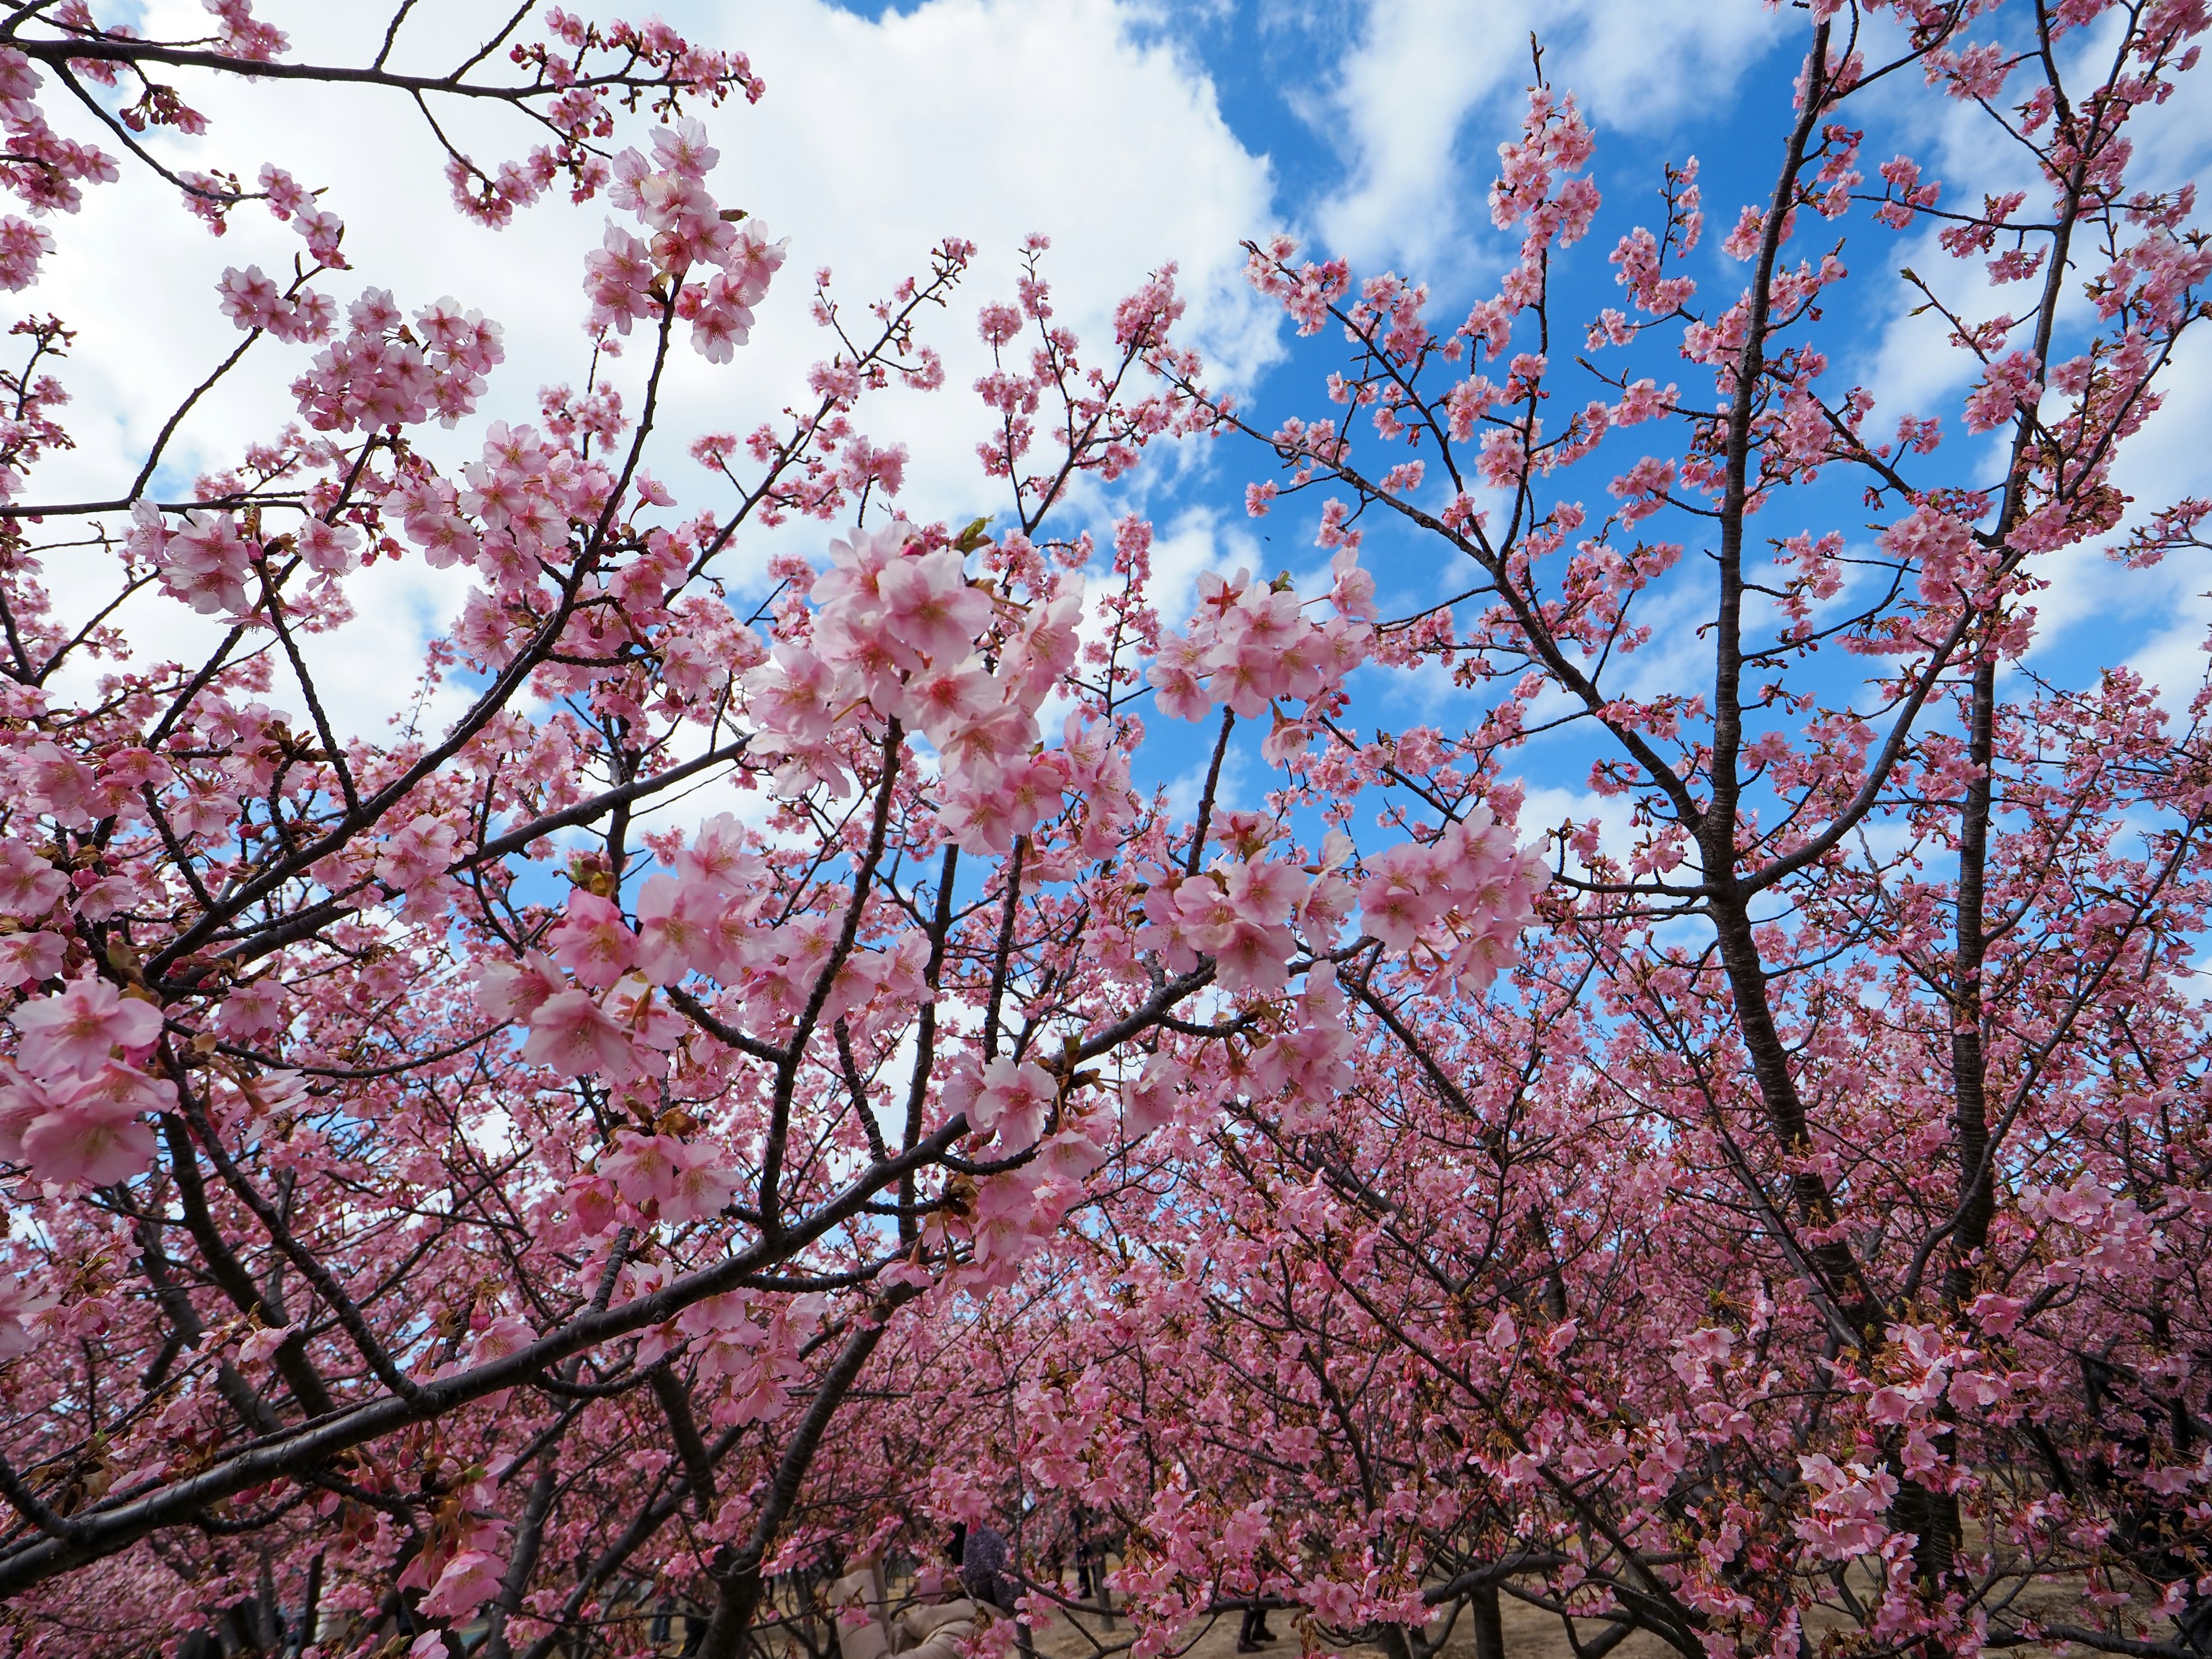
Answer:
1469;1583;1505;1659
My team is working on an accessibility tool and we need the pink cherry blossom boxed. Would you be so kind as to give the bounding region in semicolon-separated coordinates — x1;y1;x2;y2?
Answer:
545;891;638;988
18;1077;160;1187
520;989;637;1078
875;551;992;665
0;931;63;990
945;1057;1056;1152
10;976;162;1080
374;812;457;896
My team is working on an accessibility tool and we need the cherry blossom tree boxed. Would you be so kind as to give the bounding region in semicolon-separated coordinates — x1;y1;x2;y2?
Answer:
0;4;1551;1654
991;2;2212;1657
6;2;2210;1658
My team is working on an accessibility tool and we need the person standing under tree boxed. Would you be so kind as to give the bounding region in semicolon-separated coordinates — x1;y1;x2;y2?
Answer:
948;1524;1034;1658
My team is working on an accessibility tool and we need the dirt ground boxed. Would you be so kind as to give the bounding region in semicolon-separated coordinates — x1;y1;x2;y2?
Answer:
1026;1594;1681;1659
1018;1584;2142;1659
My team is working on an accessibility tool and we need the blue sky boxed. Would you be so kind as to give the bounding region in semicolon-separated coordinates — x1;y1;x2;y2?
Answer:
761;0;2212;855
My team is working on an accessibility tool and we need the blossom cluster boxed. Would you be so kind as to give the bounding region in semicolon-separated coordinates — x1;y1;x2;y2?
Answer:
1;975;168;1187
588;118;788;363
1146;563;1374;733
744;522;1088;853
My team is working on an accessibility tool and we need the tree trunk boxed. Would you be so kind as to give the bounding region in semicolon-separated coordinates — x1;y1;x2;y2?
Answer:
1469;1584;1505;1659
694;1316;897;1659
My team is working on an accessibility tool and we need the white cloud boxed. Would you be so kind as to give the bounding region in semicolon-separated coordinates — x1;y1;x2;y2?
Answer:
1144;505;1268;629
19;0;1278;741
1297;0;1781;276
1517;781;1634;866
